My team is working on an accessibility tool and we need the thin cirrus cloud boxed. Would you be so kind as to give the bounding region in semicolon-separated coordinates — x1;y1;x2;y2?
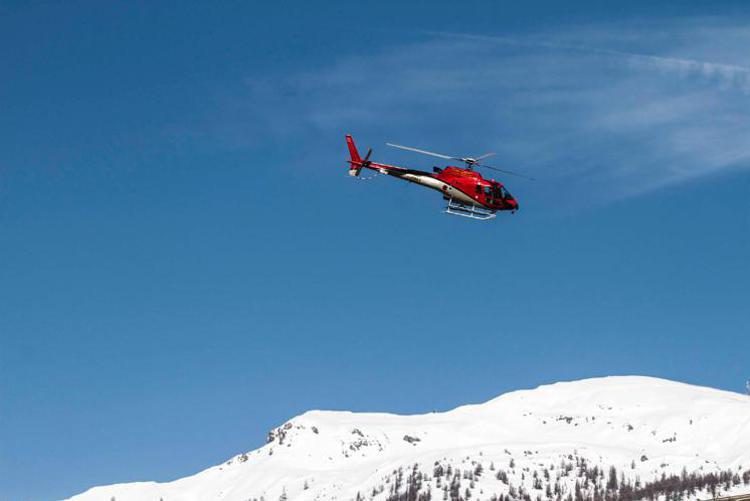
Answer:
221;20;750;203
429;30;750;95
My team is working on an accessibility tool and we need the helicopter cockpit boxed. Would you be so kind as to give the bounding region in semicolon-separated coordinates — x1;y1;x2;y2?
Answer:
484;183;514;204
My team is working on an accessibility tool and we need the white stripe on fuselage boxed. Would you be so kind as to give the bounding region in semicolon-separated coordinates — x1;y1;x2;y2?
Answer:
399;173;480;207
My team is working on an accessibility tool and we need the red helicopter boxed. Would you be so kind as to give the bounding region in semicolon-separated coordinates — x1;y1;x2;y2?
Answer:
345;135;530;220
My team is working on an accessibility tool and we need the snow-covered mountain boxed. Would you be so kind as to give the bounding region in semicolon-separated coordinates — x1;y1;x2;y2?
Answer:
65;376;750;501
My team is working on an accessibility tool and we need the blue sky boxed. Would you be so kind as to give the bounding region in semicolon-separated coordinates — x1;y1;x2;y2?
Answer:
2;1;750;500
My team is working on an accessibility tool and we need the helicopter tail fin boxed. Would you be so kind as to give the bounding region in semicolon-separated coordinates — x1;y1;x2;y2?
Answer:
346;134;363;177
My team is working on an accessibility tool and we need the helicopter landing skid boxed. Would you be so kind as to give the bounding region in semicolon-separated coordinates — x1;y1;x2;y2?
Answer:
444;198;496;220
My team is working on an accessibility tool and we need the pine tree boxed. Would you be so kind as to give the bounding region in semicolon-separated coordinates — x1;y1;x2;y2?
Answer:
475;463;484;477
606;466;618;491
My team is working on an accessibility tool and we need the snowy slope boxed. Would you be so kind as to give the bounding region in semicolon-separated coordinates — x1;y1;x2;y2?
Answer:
64;376;750;501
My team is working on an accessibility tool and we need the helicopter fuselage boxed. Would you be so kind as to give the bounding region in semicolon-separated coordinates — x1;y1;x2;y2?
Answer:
360;163;519;212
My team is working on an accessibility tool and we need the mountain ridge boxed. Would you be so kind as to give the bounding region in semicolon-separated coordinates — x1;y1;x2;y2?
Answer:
64;376;750;501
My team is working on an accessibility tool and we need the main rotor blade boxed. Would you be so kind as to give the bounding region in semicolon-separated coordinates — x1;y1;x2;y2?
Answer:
474;152;496;161
386;142;532;179
478;164;536;181
386;143;456;160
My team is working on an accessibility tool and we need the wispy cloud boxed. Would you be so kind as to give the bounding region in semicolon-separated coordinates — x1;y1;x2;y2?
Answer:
191;20;750;205
427;29;750;95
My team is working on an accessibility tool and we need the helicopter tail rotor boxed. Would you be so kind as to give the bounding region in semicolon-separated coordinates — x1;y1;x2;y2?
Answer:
346;135;373;177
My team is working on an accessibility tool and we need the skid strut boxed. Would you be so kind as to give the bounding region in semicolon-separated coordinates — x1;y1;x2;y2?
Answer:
444;198;496;220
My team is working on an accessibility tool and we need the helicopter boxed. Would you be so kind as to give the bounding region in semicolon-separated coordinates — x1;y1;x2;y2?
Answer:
345;135;530;220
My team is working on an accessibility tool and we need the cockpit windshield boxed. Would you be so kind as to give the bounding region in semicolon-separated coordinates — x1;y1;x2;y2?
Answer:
492;184;512;200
